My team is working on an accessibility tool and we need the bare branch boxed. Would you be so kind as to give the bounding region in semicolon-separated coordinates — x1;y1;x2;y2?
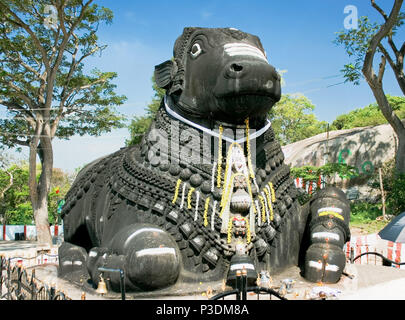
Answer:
371;0;389;21
45;0;93;110
0;99;36;128
363;0;403;81
377;55;387;83
400;41;405;58
378;43;397;72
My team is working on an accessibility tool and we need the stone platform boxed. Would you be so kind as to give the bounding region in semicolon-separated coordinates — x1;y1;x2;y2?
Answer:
2;240;405;300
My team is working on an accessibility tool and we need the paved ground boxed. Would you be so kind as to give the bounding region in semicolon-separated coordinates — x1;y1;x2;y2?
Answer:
2;240;405;300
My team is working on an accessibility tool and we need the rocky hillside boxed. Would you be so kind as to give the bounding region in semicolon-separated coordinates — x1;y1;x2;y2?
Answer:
281;122;399;200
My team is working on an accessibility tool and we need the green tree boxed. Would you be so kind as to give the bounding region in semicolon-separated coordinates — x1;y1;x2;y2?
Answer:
0;162;71;225
126;76;164;146
0;1;126;244
268;94;328;146
334;0;405;174
332;95;405;130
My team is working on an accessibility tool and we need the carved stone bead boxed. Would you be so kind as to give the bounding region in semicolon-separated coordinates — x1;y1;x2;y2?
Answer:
212;187;222;201
201;181;212;194
255;175;262;187
150;156;160;167
190;174;203;187
258;169;267;179
278;202;287;217
159;161;170;172
169;164;181;176
269;158;276;170
180;168;192;180
141;144;148;156
264;225;276;242
284;195;293;209
273;213;282;227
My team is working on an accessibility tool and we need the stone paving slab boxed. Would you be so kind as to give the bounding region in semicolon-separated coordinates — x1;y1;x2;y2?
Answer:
2;240;405;300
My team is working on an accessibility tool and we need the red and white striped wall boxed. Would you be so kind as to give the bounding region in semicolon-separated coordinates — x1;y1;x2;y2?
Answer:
0;225;63;241
344;234;405;269
294;175;325;195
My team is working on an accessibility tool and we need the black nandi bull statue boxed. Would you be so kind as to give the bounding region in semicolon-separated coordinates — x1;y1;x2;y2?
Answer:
59;27;351;292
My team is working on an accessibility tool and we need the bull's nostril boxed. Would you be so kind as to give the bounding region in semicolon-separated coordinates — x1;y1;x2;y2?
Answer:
230;63;243;72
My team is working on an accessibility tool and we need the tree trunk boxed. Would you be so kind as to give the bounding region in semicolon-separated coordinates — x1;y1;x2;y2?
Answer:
378;167;386;220
371;86;405;174
33;195;52;245
396;135;405;174
29;126;54;245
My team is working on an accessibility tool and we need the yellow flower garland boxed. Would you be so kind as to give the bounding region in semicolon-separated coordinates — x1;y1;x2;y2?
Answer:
203;197;210;227
227;218;233;243
259;195;266;223
263;187;274;221
269;182;276;202
172;179;182;204
245;118;255;180
220;142;242;208
216;125;224;188
187;187;195;209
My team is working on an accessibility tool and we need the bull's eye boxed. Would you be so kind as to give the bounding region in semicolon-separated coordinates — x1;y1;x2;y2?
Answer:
190;43;202;58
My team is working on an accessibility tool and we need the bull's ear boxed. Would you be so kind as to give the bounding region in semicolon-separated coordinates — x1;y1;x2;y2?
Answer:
154;60;177;89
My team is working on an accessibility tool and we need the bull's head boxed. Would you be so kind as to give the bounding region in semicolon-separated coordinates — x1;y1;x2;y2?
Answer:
155;27;281;127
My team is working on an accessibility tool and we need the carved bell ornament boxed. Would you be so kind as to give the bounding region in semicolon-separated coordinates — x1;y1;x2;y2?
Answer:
230;188;251;213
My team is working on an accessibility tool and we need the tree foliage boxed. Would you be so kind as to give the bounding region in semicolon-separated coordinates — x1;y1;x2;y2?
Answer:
290;163;359;183
369;158;405;215
0;0;126;243
0;162;71;225
334;10;405;87
126;76;164;146
268;94;328;146
332;95;405;130
0;0;126;147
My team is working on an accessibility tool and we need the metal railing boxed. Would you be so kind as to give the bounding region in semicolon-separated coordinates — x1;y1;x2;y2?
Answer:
0;256;71;300
210;269;287;301
350;247;405;266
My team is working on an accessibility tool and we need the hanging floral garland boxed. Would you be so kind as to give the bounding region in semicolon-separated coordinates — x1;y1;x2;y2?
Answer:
216;125;224;188
172;179;182;204
203;197;211;227
187;187;195;209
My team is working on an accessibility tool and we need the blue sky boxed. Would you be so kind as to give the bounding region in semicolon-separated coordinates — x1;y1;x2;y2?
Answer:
10;1;405;172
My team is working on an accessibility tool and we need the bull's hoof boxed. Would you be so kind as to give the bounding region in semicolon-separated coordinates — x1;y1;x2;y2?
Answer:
109;223;181;290
304;243;346;283
58;242;88;277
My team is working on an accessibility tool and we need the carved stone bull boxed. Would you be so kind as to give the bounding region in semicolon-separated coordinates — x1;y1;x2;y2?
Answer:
58;27;350;293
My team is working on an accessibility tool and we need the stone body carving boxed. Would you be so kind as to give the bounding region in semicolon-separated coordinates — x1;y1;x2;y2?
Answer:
59;27;351;292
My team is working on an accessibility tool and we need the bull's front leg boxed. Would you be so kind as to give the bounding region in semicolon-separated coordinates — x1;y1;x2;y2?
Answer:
303;186;351;283
88;223;181;292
